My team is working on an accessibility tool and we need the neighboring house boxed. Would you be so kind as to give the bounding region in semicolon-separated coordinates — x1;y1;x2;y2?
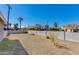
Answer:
28;25;49;30
41;25;49;30
64;24;79;32
0;11;7;41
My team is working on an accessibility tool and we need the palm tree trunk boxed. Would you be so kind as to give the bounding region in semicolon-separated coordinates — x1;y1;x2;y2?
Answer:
20;21;21;30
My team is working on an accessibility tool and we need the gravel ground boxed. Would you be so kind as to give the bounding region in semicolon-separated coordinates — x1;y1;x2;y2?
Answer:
8;33;79;55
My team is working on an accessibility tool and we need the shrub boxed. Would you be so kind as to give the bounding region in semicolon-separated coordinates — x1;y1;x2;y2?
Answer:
31;33;35;36
46;36;50;39
49;33;57;46
49;27;62;31
23;27;28;33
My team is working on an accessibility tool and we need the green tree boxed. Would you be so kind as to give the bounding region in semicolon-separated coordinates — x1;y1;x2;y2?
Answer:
34;24;41;30
23;26;28;33
14;23;18;30
18;17;23;30
54;22;58;28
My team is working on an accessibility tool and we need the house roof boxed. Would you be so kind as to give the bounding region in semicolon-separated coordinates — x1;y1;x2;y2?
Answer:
64;24;79;29
0;11;7;24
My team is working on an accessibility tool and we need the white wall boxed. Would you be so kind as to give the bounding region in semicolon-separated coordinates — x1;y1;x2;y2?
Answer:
0;23;7;41
28;30;79;43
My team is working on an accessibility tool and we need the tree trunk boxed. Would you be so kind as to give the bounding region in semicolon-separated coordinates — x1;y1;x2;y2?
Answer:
20;21;21;30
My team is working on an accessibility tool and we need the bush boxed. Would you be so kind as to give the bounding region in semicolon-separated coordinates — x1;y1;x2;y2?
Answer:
49;33;57;46
23;27;28;33
46;36;50;39
49;28;62;31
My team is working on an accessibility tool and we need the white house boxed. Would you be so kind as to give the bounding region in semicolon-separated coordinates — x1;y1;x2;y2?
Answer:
0;11;7;41
64;24;79;32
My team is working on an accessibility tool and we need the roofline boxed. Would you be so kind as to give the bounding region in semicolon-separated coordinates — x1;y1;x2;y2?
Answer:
0;11;7;24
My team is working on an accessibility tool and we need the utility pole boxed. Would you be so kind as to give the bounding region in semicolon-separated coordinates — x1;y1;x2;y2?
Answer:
6;4;12;30
6;4;12;35
46;19;48;36
64;30;66;40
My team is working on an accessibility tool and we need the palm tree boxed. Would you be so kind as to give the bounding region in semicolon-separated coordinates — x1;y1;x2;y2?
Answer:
18;17;23;30
54;22;58;28
14;23;18;30
9;23;11;29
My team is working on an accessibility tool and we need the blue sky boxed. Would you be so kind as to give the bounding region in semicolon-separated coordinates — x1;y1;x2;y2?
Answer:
0;4;79;27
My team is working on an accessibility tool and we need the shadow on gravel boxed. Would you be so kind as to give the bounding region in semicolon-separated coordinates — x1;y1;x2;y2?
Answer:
55;43;70;51
9;39;29;55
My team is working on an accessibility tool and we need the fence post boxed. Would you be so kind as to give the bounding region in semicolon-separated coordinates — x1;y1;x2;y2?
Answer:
64;31;66;40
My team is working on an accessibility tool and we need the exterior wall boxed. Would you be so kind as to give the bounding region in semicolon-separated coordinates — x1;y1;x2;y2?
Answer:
28;30;79;42
67;29;71;32
64;25;79;32
0;23;5;41
0;12;7;42
65;28;79;32
0;12;6;24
